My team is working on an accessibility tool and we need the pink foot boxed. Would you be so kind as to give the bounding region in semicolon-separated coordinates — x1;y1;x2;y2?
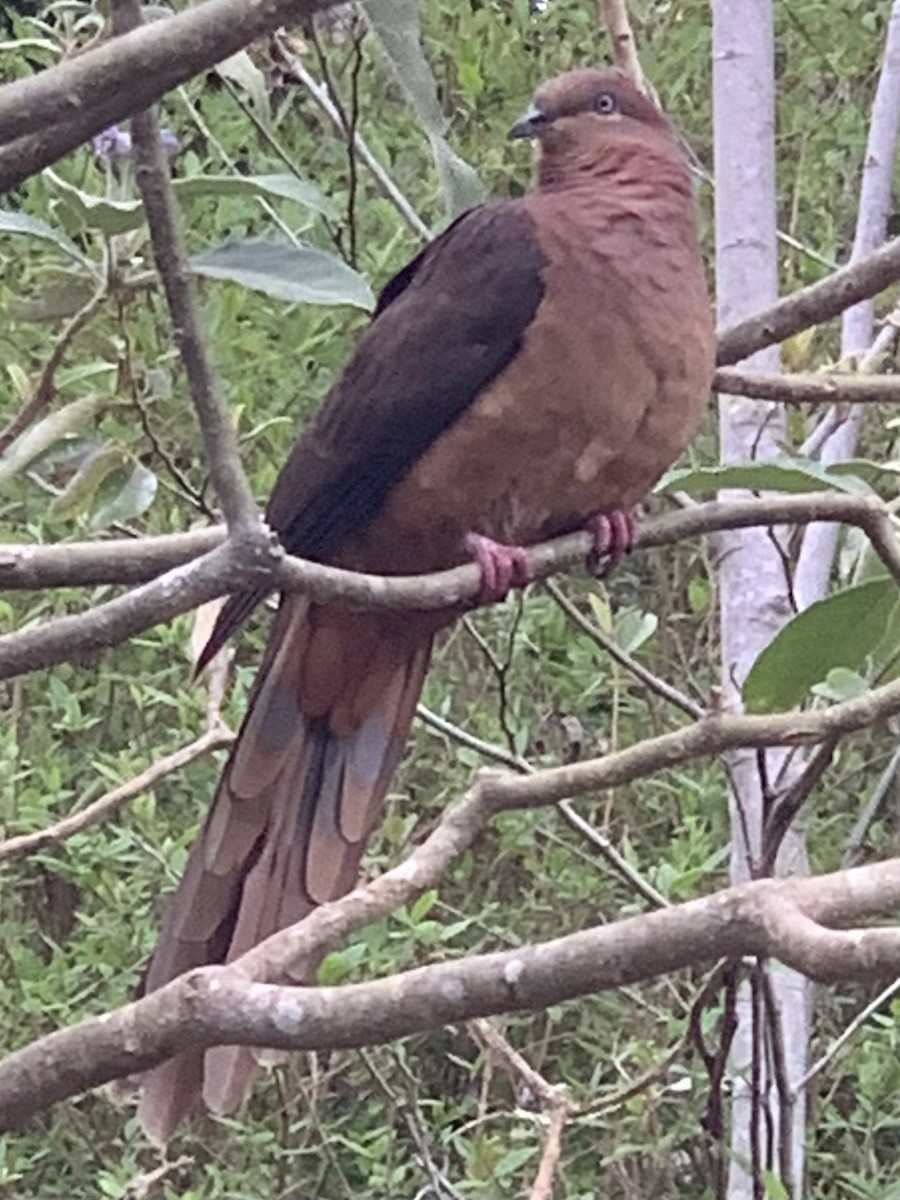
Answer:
464;532;534;605
585;510;637;577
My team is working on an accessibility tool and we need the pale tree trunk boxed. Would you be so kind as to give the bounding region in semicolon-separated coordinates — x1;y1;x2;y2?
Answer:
794;0;900;608
712;2;810;1196
713;3;900;1196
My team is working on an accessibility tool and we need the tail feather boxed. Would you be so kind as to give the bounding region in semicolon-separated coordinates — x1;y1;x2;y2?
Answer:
138;594;432;1140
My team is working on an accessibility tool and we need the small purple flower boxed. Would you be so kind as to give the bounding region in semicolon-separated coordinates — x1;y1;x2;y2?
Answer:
159;128;180;155
92;125;132;158
90;124;179;160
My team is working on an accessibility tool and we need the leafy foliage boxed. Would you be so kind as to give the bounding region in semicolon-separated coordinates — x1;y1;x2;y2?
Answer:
1;0;900;1196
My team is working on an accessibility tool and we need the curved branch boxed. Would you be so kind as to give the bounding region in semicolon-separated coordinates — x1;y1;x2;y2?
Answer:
3;861;900;1131
717;235;900;365
0;544;236;681
1;494;898;681
0;0;340;147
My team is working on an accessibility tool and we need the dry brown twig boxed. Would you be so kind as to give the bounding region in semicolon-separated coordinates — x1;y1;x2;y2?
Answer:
469;1018;575;1200
598;0;645;91
0;724;233;863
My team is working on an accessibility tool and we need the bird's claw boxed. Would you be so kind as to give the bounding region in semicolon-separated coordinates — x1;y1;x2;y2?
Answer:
464;533;533;605
586;510;636;577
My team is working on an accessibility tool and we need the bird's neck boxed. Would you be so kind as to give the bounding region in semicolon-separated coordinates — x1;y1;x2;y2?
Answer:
536;141;694;202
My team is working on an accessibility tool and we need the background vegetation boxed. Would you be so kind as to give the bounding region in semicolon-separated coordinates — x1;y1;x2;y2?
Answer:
1;0;899;1196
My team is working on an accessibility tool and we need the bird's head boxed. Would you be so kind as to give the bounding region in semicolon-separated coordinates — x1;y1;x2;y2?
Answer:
509;69;682;185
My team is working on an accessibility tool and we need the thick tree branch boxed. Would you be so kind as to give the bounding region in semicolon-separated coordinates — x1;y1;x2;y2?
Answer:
3;861;900;1131
0;529;222;589
717;236;900;365
0;0;342;163
0;544;237;681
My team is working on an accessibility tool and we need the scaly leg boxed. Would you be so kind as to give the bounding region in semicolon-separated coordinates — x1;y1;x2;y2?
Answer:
585;509;637;578
464;532;534;605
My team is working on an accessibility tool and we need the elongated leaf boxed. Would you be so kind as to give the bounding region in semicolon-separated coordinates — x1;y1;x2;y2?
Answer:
214;49;271;127
44;170;331;242
0;395;104;488
7;275;98;323
658;459;872;496
45;169;144;237
743;578;900;713
189;239;375;310
366;0;484;217
48;443;127;523
0;208;90;268
89;462;158;530
174;173;334;218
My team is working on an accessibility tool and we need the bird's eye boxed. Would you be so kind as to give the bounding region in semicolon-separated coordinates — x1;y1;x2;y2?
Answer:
594;92;617;115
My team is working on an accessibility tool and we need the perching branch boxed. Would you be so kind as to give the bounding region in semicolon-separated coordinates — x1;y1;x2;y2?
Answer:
1;494;898;681
0;543;237;682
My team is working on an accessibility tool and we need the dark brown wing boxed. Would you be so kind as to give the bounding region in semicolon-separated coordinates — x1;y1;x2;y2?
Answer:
198;201;545;669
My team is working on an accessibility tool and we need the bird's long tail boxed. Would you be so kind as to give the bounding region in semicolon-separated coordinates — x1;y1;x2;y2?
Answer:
138;594;432;1141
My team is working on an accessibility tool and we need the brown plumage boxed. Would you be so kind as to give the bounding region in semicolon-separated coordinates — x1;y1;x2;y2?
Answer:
138;67;715;1139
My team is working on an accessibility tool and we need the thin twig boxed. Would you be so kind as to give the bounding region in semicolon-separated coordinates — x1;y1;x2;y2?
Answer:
280;45;431;241
760;966;795;1199
556;800;670;908
0;724;232;862
713;367;900;406
792;972;900;1097
469;1019;573;1200
124;5;259;537
418;703;669;906
842;741;900;868
544;578;704;720
0;273;109;453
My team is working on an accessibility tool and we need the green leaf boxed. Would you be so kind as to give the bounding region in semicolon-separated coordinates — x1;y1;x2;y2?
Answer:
174;173;334;218
408;889;438;924
189;239;375;310
615;608;658;654
88;462;158;530
7;276;98;323
0;207;90;268
657;459;872;497
45;169;332;242
0;395;104;488
810;667;869;702
743;578;900;712
366;0;484;218
47;443;127;523
45;169;144;237
214;49;271;128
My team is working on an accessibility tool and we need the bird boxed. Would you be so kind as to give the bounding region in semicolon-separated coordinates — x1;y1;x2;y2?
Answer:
137;67;716;1139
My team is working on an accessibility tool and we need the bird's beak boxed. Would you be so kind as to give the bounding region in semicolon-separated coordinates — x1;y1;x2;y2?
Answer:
508;104;549;140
